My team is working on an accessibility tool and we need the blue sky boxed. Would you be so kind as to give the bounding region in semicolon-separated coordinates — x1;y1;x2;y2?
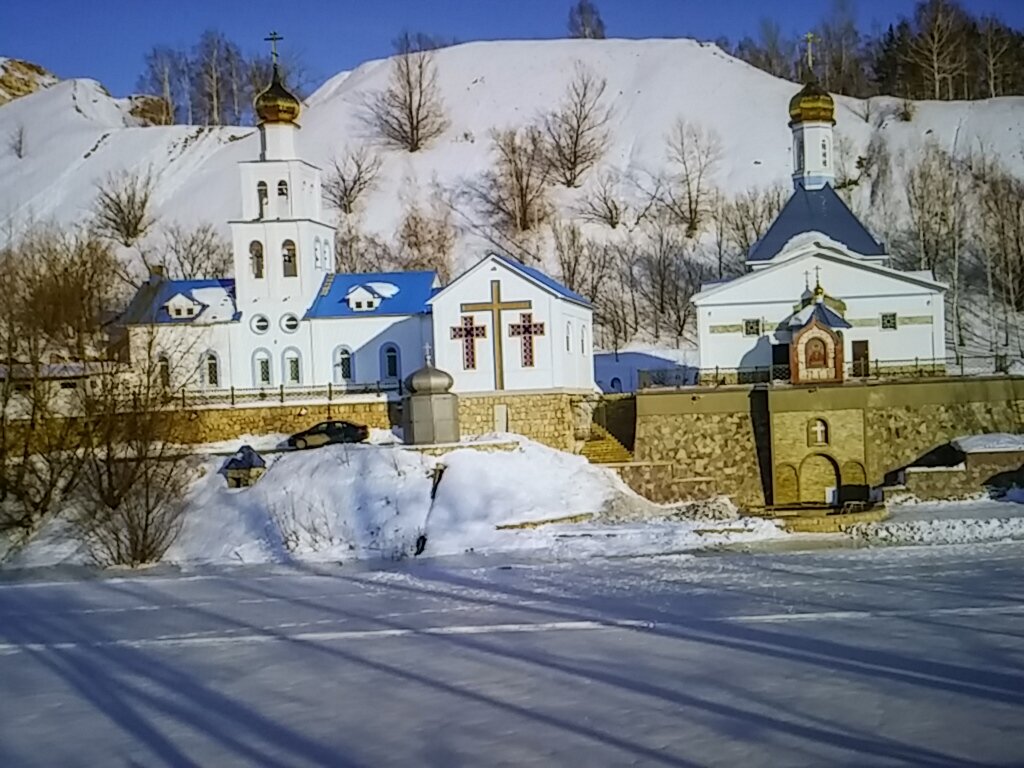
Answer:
2;0;1022;96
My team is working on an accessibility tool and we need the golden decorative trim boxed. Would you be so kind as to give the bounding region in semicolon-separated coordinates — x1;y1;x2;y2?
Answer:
898;315;933;325
709;324;743;334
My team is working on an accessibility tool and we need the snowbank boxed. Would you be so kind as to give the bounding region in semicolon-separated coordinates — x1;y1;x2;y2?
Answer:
952;433;1024;454
6;438;785;569
850;497;1024;546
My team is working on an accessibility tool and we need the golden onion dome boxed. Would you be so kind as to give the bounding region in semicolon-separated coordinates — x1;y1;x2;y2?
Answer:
788;80;835;126
254;64;300;124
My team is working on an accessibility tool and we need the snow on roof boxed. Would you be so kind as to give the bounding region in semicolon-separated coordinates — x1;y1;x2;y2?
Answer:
306;271;437;319
492;254;591;307
120;277;239;325
952;433;1024;454
748;185;885;263
787;302;851;330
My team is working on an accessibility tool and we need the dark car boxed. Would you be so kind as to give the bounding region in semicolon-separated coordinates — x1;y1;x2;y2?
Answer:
287;420;369;450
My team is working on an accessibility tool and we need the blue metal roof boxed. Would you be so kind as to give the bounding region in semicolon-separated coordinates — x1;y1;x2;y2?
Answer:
120;277;238;325
748;185;885;263
789;302;852;330
492;254;591;306
305;271;437;319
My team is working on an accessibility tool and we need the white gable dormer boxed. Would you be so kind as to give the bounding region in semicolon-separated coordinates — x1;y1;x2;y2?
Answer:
165;293;201;320
345;282;398;312
345;285;380;312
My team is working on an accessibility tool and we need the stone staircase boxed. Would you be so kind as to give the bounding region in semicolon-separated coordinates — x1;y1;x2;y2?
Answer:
582;424;633;464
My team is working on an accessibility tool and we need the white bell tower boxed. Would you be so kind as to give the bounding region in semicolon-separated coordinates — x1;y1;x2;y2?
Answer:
228;32;335;317
789;33;836;191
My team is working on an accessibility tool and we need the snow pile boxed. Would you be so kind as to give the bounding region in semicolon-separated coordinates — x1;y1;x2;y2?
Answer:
952;433;1024;454
4;437;785;569
850;517;1024;546
850;497;1024;546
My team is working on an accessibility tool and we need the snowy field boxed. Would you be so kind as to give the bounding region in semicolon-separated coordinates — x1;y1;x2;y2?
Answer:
1;543;1023;767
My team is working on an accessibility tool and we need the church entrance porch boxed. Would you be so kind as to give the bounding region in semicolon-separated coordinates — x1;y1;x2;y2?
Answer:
799;453;841;505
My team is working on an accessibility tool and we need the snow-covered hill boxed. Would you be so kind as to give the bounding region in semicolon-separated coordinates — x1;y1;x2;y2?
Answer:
1;38;1023;262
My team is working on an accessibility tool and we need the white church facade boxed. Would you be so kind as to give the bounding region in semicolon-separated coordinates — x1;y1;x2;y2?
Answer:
692;79;946;384
120;62;595;397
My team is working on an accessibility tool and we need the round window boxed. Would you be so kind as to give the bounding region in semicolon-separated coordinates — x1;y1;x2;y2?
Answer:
282;314;300;333
251;315;270;334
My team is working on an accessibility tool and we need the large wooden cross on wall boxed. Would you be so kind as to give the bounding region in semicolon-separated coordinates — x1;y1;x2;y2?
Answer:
459;280;531;390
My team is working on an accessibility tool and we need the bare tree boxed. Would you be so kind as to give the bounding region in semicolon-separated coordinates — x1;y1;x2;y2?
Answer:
396;196;456;282
576;171;656;231
722;183;787;256
542;66;611;187
137;46;179;125
904;0;968;100
71;329;197;567
157;222;231;279
366;33;449;152
92;169;157;248
334;217;396;274
323;146;383;216
978;17;1013;98
661;119;723;237
472;126;552;233
7;124;25;159
0;228;118;540
568;0;606;39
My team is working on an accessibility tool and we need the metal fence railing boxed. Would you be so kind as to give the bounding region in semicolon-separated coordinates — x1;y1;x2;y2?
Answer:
638;354;1023;390
176;382;401;409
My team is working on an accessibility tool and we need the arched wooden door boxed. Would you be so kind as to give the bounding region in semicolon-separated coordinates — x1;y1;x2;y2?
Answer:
799;454;841;506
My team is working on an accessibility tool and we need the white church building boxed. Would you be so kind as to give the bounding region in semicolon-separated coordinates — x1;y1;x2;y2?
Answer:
121;62;595;396
692;79;946;384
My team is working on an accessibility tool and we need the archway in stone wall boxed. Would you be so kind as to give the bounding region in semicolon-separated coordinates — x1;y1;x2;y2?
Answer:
840;461;869;504
774;463;799;506
799;453;841;506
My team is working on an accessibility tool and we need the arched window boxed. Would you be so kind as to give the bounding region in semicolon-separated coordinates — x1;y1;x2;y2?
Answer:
610;377;622;393
580;324;587;355
283;348;301;386
202;351;220;388
253;349;272;387
808;418;829;446
380;344;401;383
821;138;829;168
565;322;572;353
157;355;171;389
277;180;289;198
333;346;354;384
249;240;264;278
282;240;298;278
313;238;321;270
324;240;332;269
257;181;268;218
795;137;804;172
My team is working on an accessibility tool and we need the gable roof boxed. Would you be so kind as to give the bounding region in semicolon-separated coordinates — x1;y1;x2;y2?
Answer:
788;301;851;330
748;184;885;263
305;271;437;319
430;253;591;308
694;247;945;305
120;277;238;325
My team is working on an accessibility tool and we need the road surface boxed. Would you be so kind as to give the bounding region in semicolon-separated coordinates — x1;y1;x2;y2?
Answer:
2;543;1023;767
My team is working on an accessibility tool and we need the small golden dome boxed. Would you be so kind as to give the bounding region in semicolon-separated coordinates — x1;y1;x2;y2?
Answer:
254;64;300;124
789;80;835;126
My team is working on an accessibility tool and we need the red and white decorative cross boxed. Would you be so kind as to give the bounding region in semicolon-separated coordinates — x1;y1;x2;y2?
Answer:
450;315;487;369
509;313;545;367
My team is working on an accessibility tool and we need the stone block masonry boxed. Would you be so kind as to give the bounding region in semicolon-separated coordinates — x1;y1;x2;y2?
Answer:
631;376;1024;509
171;390;592;453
